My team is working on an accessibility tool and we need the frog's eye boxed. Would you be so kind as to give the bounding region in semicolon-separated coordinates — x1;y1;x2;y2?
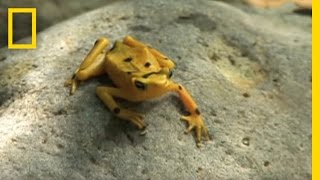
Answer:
134;80;146;90
144;62;151;68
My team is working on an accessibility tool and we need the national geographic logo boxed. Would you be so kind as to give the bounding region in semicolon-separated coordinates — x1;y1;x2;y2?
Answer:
8;8;36;49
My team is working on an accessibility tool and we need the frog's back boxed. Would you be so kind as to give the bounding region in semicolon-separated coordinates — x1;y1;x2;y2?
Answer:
105;41;161;88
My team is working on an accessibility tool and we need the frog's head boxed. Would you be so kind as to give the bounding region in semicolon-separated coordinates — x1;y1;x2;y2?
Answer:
131;68;173;90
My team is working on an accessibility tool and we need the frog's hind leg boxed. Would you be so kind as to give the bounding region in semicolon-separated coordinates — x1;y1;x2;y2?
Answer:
65;38;110;95
96;86;146;129
123;36;175;69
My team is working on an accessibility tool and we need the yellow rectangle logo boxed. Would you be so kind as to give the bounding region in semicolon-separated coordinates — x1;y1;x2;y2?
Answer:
8;8;37;49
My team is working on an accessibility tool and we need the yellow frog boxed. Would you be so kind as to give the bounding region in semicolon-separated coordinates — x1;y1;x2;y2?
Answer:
65;36;210;147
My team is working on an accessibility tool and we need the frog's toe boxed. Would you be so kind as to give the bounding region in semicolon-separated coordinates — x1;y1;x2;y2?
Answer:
184;124;195;134
194;126;209;148
118;109;146;129
130;114;146;129
203;127;211;141
64;78;80;95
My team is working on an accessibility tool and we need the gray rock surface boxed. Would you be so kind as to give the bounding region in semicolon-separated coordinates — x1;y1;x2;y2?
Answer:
0;0;311;179
0;0;116;47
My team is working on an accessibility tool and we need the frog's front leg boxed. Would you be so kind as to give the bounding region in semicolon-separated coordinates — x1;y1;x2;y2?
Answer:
65;37;110;95
96;86;146;129
168;82;210;147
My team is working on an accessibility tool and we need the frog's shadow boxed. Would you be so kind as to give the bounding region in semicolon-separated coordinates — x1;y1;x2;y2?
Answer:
101;88;185;147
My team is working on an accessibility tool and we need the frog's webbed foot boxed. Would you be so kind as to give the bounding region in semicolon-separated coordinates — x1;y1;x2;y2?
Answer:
117;109;146;129
181;115;211;147
96;86;147;130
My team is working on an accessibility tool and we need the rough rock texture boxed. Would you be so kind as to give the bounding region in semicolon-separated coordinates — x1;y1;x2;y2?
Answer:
0;0;311;179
